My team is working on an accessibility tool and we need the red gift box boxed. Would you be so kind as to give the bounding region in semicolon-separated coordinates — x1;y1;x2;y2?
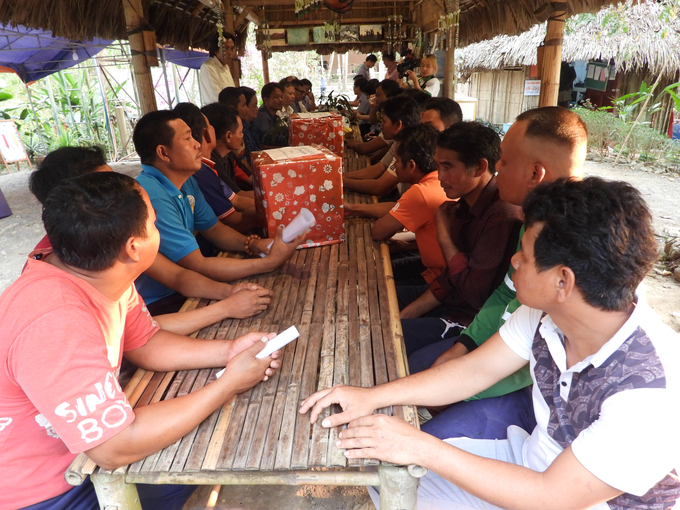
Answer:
252;145;345;248
288;112;344;157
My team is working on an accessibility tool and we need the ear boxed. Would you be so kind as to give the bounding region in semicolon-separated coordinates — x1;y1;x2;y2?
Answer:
405;158;418;175
203;127;213;146
474;159;489;177
530;163;547;187
120;236;142;264
555;266;576;304
395;120;404;132
156;144;172;164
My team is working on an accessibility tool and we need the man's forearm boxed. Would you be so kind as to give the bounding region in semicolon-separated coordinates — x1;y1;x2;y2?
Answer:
368;334;526;409
400;288;441;319
202;223;247;252
181;253;276;283
346;202;395;219
344;162;386;180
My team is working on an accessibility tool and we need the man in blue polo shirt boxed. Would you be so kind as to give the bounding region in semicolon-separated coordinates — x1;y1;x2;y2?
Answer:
133;110;303;311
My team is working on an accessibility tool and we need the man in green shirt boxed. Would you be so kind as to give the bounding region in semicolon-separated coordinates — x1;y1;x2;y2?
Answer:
406;106;588;440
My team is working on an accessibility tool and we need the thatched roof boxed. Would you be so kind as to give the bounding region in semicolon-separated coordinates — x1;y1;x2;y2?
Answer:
0;0;618;53
459;1;680;79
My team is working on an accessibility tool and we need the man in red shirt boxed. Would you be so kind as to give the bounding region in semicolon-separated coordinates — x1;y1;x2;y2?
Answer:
0;172;282;510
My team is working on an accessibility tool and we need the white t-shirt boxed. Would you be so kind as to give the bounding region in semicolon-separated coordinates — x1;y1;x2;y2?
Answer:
499;295;680;508
199;56;234;105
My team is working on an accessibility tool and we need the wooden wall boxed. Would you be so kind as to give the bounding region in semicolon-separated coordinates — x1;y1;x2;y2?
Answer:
457;68;539;124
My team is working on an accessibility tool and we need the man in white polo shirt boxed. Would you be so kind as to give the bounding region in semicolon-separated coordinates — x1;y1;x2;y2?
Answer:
300;177;680;510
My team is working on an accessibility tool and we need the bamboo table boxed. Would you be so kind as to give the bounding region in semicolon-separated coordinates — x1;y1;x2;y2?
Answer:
66;129;423;509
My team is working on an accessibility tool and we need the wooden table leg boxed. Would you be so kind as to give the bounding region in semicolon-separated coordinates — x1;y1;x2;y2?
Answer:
378;464;419;510
91;473;142;510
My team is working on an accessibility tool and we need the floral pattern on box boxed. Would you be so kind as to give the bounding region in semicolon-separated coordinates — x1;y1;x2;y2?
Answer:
288;113;344;157
252;145;345;248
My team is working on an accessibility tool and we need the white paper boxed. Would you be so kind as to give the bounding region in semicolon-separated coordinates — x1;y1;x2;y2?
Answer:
263;146;323;161
256;326;300;358
586;65;595;79
297;112;332;118
214;326;301;379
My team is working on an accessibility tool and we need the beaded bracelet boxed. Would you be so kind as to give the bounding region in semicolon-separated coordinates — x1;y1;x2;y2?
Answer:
244;234;262;256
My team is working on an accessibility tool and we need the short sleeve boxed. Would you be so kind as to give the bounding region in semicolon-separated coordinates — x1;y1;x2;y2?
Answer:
380;145;396;168
186;179;219;232
571;388;677;496
10;309;136;453
125;285;159;352
150;194;202;262
498;305;543;360
389;185;428;232
192;168;235;220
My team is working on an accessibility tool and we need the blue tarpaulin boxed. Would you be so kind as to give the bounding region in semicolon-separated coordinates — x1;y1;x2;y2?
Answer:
0;23;111;83
0;23;209;83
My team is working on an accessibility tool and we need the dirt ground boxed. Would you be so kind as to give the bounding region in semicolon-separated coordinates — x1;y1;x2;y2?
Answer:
1;157;680;509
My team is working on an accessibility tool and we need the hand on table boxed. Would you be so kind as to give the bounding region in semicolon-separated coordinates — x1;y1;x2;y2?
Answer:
230;282;266;295
299;384;376;427
265;225;307;265
343;201;356;216
223;332;281;388
220;285;272;319
337;414;427;465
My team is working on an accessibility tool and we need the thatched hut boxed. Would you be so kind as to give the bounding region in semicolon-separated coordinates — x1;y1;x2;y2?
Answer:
0;0;619;112
457;1;680;130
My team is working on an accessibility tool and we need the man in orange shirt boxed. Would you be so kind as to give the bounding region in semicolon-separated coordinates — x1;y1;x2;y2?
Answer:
344;124;449;302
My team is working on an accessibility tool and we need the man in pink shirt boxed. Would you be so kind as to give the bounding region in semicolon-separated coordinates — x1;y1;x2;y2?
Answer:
0;172;282;510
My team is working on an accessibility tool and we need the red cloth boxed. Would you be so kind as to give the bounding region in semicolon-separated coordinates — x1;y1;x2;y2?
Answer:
0;249;158;508
429;178;523;326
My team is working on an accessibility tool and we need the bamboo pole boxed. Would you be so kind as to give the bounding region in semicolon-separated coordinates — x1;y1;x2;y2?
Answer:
443;0;459;99
121;0;158;114
262;50;270;83
538;8;566;107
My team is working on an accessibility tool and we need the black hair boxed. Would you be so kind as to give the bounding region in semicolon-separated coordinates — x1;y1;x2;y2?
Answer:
353;76;368;92
278;78;295;90
261;82;283;99
380;96;421;129
208;32;235;57
133;110;180;166
218;86;244;109
366;54;378;63
516;106;588;151
30;146;107;205
400;88;431;108
201;102;239;139
377;79;401;98
437;122;500;174
43;172;148;272
300;78;312;88
240;86;257;105
290;79;304;89
383;53;396;62
365;79;379;96
424;97;463;128
173;102;207;143
523;177;657;312
394;124;439;175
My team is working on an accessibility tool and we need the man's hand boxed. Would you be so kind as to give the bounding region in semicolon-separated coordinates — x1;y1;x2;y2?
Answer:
399;288;441;319
299;384;377;427
265;225;306;266
230;282;266;295
220;286;272;319
343;201;356;216
432;342;469;368
220;334;282;392
337;414;431;466
249;237;273;256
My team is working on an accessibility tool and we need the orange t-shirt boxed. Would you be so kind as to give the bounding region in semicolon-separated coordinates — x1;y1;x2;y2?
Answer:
389;172;450;283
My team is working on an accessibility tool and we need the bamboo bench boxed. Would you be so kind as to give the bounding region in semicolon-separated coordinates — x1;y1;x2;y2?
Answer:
65;129;424;510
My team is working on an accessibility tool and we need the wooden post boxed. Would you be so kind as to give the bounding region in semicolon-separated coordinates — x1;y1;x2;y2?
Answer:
262;50;270;83
91;473;142;510
378;465;419;510
443;0;459;99
222;0;240;87
538;5;567;107
122;0;157;114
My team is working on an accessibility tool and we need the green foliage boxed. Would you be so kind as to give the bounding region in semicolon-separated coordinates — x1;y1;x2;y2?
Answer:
318;91;351;111
574;107;679;168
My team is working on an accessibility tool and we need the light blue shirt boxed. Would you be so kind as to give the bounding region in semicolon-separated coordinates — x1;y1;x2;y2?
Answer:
135;164;218;304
